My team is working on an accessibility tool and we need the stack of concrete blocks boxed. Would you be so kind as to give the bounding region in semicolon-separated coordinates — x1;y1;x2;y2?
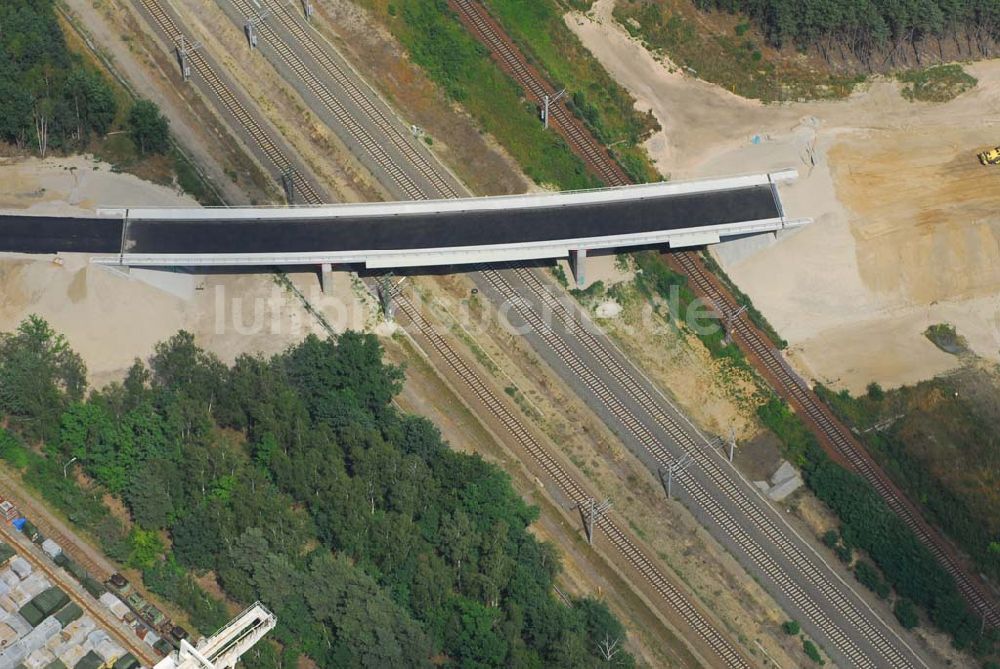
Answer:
9;557;32;580
0;616;62;666
22;647;57;668
37;616;107;668
41;539;62;561
94;636;126;664
0;617;18;646
3;610;32;637
11;573;49;608
141;626;162;651
0;577;10;609
0;501;18;521
767;460;804;502
98;592;131;620
52;616;97;664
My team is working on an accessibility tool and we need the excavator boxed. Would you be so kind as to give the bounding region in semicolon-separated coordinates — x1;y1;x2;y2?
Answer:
979;146;1000;165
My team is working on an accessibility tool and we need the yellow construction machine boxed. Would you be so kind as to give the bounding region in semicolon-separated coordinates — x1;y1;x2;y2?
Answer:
979;146;1000;165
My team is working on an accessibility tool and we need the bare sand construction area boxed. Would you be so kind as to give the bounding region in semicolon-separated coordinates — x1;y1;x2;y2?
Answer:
0;156;369;388
569;0;1000;393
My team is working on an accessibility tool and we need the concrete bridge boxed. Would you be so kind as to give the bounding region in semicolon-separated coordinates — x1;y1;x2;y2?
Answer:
0;170;807;288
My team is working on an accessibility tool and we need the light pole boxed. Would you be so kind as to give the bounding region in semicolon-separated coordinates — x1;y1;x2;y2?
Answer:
63;456;78;479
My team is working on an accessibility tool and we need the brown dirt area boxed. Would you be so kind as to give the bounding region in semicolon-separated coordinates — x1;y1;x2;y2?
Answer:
568;0;1000;394
0;156;372;386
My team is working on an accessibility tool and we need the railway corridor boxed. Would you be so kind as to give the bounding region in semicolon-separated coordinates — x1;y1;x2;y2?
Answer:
133;0;325;204
449;0;998;634
473;266;933;669
390;285;751;668
215;0;465;202
124;1;754;665
670;252;1000;629
121;0;943;664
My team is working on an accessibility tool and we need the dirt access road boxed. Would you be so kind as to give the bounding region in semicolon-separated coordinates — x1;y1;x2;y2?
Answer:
569;0;1000;393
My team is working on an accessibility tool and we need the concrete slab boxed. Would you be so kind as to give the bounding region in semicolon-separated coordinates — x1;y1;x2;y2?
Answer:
770;460;799;486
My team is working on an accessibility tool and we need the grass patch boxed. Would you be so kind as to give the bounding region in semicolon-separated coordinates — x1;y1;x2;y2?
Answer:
356;0;599;190
924;322;968;355
551;264;569;287
504;384;542;420
632;251;745;366
803;638;824;664
899;64;977;102
570;279;605;303
614;2;864;102
451;323;499;374
479;0;661;183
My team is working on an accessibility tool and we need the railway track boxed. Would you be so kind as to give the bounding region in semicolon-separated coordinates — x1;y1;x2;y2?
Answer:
449;0;629;186
446;0;998;630
129;2;750;664
671;252;1000;628
0;483;112;585
226;0;437;201
135;0;323;205
390;286;751;669
261;1;463;200
479;267;926;669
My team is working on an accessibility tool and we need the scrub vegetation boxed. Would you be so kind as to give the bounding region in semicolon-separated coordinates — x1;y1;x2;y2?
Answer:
693;0;1000;64
898;64;978;102
758;396;1000;660
358;0;660;187
614;1;864;102
0;316;637;668
477;0;661;183
358;0;600;190
615;0;987;102
816;370;1000;585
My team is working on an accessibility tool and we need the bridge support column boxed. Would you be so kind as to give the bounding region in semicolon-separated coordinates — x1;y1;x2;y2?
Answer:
570;249;587;288
320;263;334;295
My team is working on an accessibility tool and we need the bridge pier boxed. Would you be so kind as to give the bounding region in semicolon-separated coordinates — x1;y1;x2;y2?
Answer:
570;249;587;288
320;262;334;295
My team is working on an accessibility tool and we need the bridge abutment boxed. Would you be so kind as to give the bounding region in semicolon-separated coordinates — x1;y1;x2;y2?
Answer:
570;249;587;288
320;262;334;295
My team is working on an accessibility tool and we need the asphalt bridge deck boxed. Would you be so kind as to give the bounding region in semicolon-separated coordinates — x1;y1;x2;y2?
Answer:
0;185;777;256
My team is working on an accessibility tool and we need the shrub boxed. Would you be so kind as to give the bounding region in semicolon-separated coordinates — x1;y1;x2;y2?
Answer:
855;561;890;599
894;598;919;629
803;639;824;664
757;397;987;651
127;100;170;155
899;65;977;103
782;620;800;635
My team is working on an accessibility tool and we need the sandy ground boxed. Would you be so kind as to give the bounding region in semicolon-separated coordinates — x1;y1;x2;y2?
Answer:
568;0;1000;393
0;155;198;213
0;158;371;388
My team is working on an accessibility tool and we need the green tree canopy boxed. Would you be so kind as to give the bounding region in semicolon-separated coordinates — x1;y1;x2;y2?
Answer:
127;99;170;154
